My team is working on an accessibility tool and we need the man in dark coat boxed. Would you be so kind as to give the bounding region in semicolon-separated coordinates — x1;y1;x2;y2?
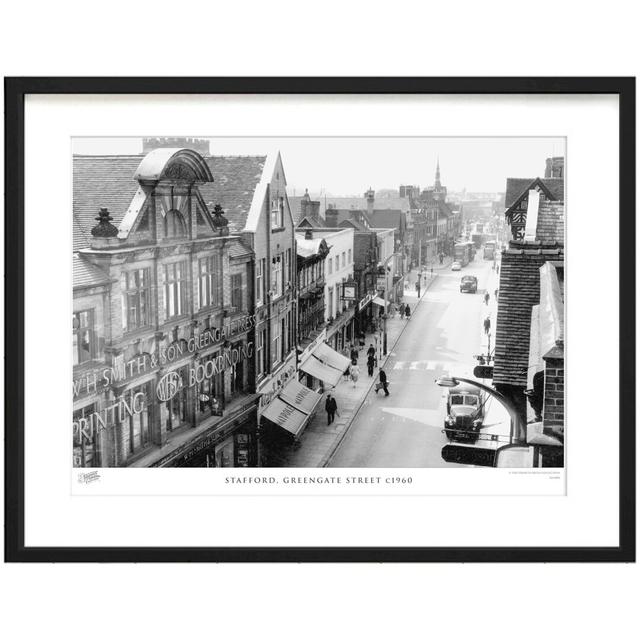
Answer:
325;394;338;425
367;353;375;377
349;344;359;363
378;369;389;396
484;316;491;335
367;343;376;359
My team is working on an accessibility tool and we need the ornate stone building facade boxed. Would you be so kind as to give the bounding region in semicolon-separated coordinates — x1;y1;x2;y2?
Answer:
73;148;258;468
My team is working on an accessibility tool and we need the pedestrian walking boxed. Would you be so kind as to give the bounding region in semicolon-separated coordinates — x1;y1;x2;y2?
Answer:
484;316;491;335
484;291;490;306
404;304;411;319
349;343;358;364
349;360;360;388
366;343;376;359
415;280;421;297
494;288;499;301
399;302;406;317
325;393;338;425
376;369;390;396
358;331;366;348
367;353;375;377
496;264;500;275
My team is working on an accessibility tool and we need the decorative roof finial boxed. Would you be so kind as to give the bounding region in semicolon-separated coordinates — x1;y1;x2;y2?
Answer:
91;207;118;237
211;203;229;233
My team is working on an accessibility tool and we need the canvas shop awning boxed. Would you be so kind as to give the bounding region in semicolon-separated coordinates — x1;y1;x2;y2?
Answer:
298;342;351;388
372;296;389;308
261;379;322;437
298;355;344;387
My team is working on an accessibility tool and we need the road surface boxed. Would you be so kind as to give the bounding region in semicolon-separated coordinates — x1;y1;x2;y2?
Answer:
327;256;510;467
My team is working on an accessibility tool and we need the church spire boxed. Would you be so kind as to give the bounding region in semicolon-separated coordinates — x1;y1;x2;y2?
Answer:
435;157;441;188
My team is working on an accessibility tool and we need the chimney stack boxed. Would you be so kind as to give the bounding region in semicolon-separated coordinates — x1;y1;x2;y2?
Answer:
325;203;338;227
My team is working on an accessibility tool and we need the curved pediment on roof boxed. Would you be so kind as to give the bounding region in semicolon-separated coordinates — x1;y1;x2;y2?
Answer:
134;148;214;183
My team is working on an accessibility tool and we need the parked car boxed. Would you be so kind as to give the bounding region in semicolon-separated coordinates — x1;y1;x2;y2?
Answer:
460;275;478;293
451;261;461;271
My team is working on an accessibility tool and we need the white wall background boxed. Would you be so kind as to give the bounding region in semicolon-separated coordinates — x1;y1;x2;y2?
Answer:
1;2;638;640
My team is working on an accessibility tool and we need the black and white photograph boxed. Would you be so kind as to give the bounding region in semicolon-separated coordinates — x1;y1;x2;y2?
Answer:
72;136;565;471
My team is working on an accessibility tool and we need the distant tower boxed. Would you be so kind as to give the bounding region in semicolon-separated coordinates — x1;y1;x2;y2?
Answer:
433;158;447;201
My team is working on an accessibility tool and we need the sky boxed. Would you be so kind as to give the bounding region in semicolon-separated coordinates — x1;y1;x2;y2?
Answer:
73;136;565;195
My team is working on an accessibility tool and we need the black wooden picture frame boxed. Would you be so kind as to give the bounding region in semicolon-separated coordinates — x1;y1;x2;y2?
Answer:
4;77;635;562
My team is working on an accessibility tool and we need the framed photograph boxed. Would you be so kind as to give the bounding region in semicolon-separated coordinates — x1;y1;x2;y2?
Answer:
5;77;635;562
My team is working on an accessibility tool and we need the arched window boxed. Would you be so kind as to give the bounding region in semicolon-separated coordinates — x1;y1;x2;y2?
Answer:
164;209;186;238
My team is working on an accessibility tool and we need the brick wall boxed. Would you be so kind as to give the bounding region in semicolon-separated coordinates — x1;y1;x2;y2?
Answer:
542;356;564;430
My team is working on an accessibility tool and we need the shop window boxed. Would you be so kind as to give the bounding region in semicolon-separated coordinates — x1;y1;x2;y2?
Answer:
348;248;352;264
122;268;151;333
73;403;99;467
215;439;234;467
231;342;245;396
164;261;188;319
198;255;221;309
125;383;152;455
165;367;189;432
197;354;224;418
73;309;95;366
231;273;243;311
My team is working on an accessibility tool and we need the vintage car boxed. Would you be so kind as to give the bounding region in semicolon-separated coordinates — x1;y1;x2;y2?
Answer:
459;275;478;293
443;382;485;442
451;261;462;271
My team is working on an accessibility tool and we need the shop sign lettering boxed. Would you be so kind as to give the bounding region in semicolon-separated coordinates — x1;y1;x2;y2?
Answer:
73;314;256;398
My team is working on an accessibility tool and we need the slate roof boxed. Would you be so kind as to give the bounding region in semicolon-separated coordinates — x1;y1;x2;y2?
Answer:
504;177;564;208
200;156;267;233
493;242;564;387
73;254;112;289
73;154;268;250
73;155;143;251
227;240;254;259
367;209;405;231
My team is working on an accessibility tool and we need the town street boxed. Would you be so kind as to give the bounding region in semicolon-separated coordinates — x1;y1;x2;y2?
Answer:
327;255;510;467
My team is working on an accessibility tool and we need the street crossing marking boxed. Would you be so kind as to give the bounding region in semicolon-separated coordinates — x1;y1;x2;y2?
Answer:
392;360;451;371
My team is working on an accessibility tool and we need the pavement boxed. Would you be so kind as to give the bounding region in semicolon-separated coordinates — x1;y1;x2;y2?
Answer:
278;261;448;467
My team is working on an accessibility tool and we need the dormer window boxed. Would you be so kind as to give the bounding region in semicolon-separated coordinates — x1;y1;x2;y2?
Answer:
164;209;187;239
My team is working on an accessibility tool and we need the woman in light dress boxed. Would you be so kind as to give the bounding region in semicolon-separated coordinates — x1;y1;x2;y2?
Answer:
349;359;360;388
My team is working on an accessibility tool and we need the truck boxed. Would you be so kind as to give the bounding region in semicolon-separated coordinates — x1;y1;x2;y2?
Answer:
453;241;474;267
443;382;485;442
483;240;496;260
471;233;484;249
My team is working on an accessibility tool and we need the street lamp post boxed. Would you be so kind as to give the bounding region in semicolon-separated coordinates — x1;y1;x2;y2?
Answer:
435;375;525;445
381;251;402;356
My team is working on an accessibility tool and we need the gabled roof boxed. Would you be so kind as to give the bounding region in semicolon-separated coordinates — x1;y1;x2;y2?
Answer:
493;242;564;387
505;177;564;209
199;155;267;233
339;217;370;232
73;254;111;289
73;155;143;251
